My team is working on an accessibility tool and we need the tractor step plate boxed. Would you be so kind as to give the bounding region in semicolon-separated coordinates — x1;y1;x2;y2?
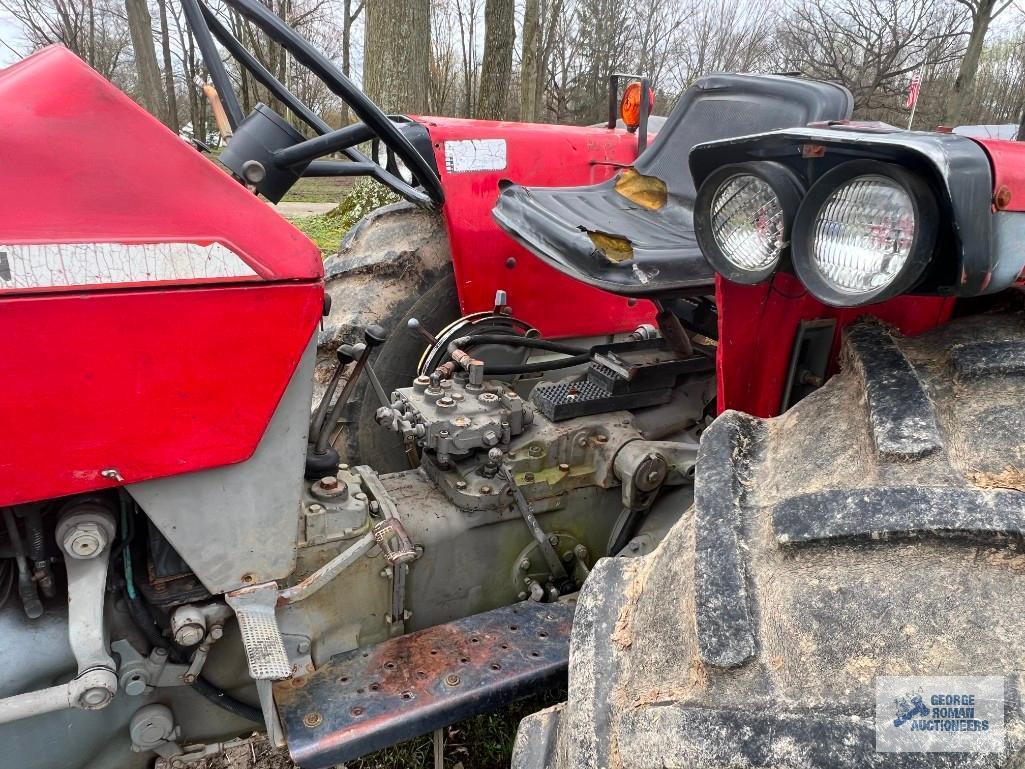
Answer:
274;601;575;768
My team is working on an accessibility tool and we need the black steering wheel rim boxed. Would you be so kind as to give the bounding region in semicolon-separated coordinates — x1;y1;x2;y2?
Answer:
185;0;444;208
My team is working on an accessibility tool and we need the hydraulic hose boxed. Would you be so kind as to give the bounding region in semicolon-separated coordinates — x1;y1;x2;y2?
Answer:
481;353;592;375
448;334;588;357
119;498;262;724
121;586;262;723
2;508;42;619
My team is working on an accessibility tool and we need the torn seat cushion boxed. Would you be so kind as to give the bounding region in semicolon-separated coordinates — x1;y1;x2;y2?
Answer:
493;74;853;299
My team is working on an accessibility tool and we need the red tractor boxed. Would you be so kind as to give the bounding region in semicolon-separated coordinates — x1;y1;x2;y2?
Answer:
1;2;1024;768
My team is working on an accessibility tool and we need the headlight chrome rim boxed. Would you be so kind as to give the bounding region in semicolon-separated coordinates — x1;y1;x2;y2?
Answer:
694;161;805;285
792;160;938;307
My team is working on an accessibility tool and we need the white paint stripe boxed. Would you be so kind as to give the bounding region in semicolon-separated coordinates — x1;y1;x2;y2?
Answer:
0;242;259;290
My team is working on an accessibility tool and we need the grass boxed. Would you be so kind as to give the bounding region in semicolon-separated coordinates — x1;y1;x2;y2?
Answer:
347;685;567;769
281;174;354;204
287;178;401;256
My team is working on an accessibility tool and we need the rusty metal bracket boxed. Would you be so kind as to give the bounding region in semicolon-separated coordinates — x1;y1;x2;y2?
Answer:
275;601;574;769
371;519;416;565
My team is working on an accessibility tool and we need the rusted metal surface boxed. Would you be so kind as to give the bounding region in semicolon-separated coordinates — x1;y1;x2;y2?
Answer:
275;601;574;768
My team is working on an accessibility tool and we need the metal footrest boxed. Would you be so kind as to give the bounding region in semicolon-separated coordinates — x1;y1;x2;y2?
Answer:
275;601;575;768
225;582;292;681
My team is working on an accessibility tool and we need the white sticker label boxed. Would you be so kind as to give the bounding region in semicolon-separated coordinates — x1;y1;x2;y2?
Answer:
0;242;258;290
444;139;507;173
876;676;1004;753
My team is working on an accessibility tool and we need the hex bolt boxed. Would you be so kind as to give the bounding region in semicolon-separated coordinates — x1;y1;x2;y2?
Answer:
380;567;393;579
455;481;467;490
524;472;535;482
339;464;350;472
308;504;325;515
596;435;608;443
62;522;109;559
174;623;205;647
481;485;493;495
297;640;311;655
445;674;461;687
574;544;589;560
303;712;323;728
528;445;543;457
209;625;224;641
558;463;570;472
548;534;560;547
519;558;532;571
369;501;381;514
355;492;368;502
320;476;338;491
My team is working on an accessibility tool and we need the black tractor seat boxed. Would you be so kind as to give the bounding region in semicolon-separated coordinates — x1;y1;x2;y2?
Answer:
493;74;853;298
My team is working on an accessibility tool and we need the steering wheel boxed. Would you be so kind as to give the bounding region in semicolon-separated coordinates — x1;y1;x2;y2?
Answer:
181;0;444;209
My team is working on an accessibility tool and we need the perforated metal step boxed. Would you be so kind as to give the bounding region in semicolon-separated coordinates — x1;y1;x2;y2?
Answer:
275;601;574;768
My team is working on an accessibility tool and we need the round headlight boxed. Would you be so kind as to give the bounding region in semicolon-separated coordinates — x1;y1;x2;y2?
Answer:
695;162;804;284
792;161;938;307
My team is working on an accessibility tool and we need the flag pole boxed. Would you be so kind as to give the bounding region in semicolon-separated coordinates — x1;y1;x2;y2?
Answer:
907;62;925;131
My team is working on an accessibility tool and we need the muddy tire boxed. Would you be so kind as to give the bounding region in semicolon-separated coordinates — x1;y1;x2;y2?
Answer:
515;310;1025;769
316;202;454;464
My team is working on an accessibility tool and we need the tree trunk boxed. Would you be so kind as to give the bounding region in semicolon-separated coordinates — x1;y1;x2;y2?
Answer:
125;0;167;122
519;0;540;121
156;0;179;133
946;0;995;126
364;0;430;114
477;0;515;120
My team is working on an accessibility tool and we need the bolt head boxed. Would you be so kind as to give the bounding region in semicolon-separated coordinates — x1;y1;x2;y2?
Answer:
62;522;108;559
529;445;543;457
79;686;113;709
455;480;467;490
174;623;205;647
481;485;492;495
320;476;338;490
558;463;570;472
445;674;461;686
524;472;535;482
297;640;311;654
519;558;531;571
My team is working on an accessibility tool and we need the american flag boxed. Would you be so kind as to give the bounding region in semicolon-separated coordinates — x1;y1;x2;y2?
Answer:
905;73;922;110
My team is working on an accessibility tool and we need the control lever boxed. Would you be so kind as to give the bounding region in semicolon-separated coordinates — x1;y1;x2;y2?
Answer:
309;343;358;438
311;325;387;456
407;317;439;346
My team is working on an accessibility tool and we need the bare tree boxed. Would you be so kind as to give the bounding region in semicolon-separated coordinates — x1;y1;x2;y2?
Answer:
363;0;430;112
946;0;1014;124
156;0;179;131
519;0;540;120
0;0;131;80
779;0;966;120
124;0;167;119
477;0;514;118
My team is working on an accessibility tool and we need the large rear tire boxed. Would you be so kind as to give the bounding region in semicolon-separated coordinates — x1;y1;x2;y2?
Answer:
354;269;460;473
515;309;1025;769
316;202;454;466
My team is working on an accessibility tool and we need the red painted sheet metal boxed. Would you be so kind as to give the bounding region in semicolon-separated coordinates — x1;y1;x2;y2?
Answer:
0;283;322;507
716;274;955;418
975;138;1025;213
0;46;322;291
422;117;656;338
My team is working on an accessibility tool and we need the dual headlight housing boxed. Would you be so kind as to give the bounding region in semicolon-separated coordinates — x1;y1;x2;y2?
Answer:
695;158;939;307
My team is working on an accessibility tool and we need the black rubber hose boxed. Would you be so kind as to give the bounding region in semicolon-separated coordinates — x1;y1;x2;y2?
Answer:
122;586;262;723
450;334;588;356
192;677;263;723
482;353;592;375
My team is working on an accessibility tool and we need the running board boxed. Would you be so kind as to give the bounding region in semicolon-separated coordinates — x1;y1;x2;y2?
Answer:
274;601;575;768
